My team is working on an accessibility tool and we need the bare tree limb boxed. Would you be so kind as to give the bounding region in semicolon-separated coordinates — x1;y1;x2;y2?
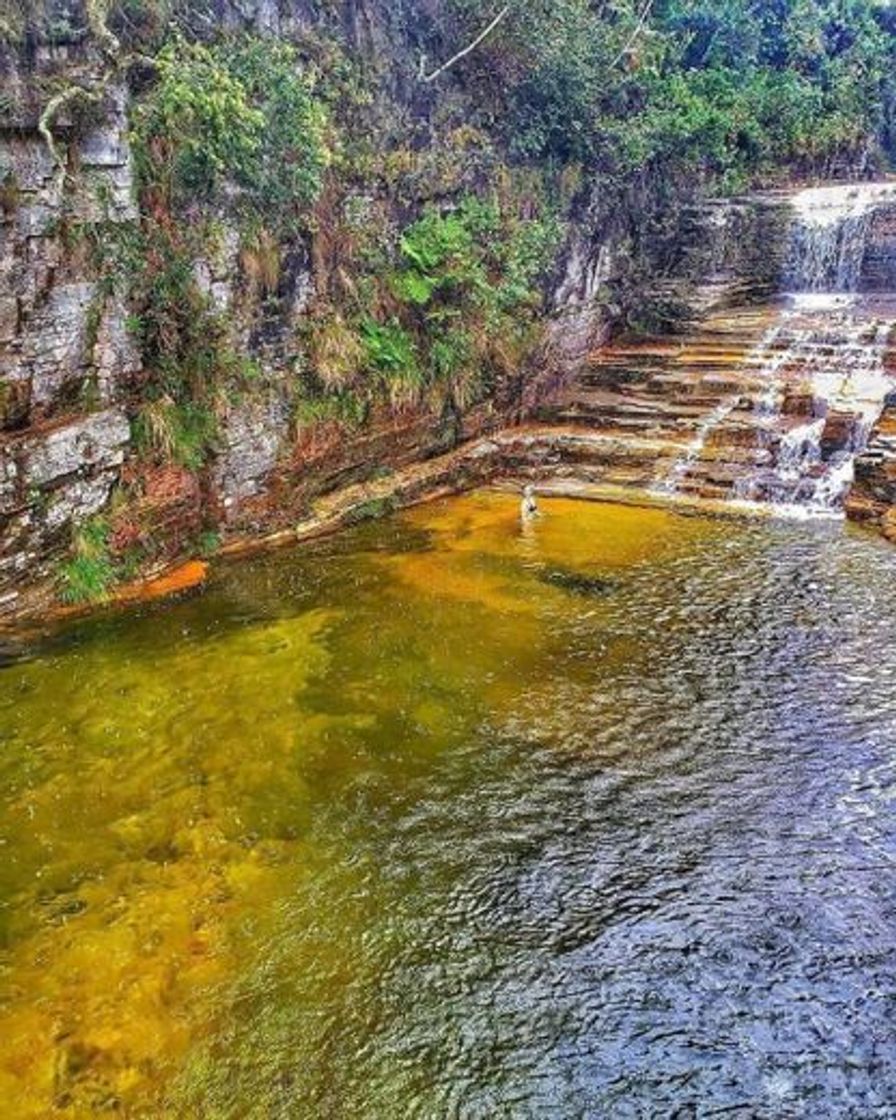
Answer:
610;0;654;71
420;4;512;83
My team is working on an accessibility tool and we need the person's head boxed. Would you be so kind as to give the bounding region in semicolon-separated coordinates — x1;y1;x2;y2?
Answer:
523;484;535;498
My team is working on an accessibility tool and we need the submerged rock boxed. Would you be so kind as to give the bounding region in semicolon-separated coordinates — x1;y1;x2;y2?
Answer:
537;567;617;598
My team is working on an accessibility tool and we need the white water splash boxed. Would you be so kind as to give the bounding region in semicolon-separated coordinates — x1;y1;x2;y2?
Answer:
651;183;896;514
735;304;892;515
652;320;788;497
738;186;896;515
785;182;896;293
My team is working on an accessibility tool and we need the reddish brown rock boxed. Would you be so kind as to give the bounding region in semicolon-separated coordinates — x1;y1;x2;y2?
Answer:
820;411;860;457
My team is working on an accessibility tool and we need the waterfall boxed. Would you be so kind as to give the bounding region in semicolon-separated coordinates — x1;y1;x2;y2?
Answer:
782;183;896;292
731;295;893;514
738;186;895;515
649;181;895;514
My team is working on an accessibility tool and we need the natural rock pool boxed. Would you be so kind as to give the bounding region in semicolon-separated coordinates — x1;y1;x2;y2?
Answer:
2;492;896;1116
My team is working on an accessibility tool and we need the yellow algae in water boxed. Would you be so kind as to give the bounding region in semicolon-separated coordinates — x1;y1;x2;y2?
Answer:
0;608;342;1117
402;490;717;572
0;493;729;1117
0;825;303;1116
377;547;535;615
378;493;717;664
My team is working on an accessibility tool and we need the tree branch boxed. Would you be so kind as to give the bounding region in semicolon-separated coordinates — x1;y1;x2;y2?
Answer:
420;4;512;83
610;0;654;71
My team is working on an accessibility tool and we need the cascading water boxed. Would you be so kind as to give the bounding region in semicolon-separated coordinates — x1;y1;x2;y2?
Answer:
733;295;893;513
739;182;896;515
652;396;741;496
656;181;896;515
783;182;896;292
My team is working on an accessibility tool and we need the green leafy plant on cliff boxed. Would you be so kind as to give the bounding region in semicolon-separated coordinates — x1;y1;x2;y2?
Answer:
303;184;561;416
57;518;116;604
385;193;560;403
106;213;238;473
121;223;225;398
131;35;329;225
360;319;425;406
120;33;334;477
219;37;330;217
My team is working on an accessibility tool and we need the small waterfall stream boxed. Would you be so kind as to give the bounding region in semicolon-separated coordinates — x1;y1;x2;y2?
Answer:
657;181;896;515
652;397;741;496
784;182;896;291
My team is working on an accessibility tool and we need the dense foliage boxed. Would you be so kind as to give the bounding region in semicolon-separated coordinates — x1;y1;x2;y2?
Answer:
131;35;328;222
439;0;896;186
296;189;562;417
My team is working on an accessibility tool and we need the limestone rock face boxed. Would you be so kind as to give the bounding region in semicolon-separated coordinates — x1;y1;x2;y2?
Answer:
1;73;137;425
538;190;791;403
0;410;130;595
214;393;292;521
860;207;896;292
19;410;130;488
0;32;140;602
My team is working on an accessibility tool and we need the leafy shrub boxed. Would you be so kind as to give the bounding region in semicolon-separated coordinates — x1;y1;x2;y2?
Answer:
218;37;329;216
57;519;116;604
361;320;422;384
131;37;264;204
131;35;328;225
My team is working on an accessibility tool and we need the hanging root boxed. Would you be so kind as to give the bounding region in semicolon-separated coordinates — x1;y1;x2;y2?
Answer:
37;0;159;198
38;84;104;195
85;0;121;60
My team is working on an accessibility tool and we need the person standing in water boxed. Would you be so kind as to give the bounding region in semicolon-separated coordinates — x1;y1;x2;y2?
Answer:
521;484;540;522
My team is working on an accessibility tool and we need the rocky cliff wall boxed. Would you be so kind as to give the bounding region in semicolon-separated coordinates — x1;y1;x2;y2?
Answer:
0;1;878;619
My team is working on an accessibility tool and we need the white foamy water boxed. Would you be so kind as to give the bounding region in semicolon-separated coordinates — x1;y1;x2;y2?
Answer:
785;181;896;293
734;305;892;515
651;397;741;496
741;183;896;514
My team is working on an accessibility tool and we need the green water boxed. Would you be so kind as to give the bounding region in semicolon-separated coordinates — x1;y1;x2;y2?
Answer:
2;492;896;1117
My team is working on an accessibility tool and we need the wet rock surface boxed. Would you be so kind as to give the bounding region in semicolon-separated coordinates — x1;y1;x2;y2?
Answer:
0;410;130;594
846;399;896;530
